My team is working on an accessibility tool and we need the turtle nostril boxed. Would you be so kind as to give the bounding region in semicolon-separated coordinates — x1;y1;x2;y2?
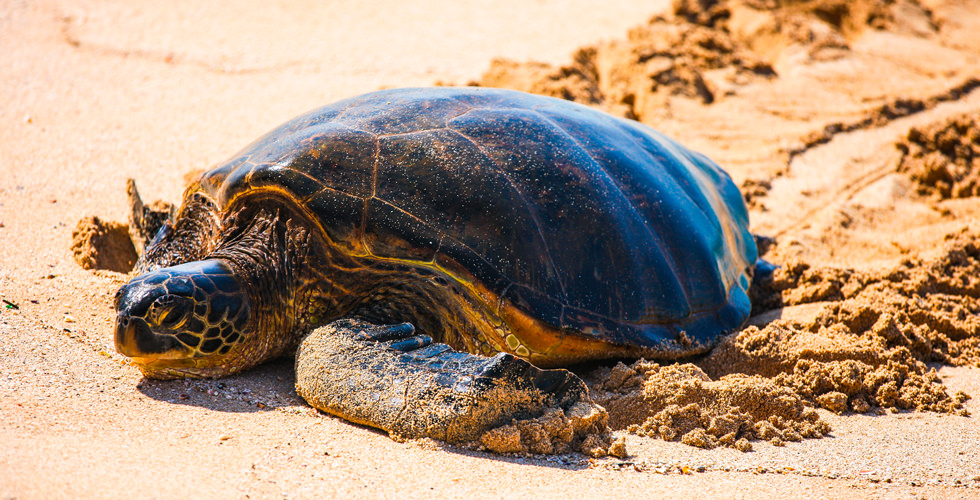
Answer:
115;315;183;357
115;318;134;355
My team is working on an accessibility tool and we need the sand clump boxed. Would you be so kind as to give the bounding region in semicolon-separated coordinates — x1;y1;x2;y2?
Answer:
72;179;175;275
587;361;829;451
897;113;980;199
477;403;626;458
725;231;980;411
71;216;138;273
469;0;932;121
749;230;980;369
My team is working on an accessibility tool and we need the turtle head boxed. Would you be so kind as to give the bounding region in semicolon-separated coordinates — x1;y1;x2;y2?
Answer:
115;259;255;379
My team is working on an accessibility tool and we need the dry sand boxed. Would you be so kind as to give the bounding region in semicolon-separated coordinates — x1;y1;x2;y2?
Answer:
4;0;980;498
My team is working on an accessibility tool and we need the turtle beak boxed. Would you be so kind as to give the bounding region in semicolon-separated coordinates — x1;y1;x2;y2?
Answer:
115;313;185;359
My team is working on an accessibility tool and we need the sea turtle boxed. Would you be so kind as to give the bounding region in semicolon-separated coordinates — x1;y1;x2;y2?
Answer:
114;87;757;444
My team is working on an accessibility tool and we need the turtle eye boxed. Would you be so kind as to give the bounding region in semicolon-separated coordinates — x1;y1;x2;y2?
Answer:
148;295;192;330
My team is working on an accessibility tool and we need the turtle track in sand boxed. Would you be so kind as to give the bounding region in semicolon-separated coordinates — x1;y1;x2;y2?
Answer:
754;84;980;245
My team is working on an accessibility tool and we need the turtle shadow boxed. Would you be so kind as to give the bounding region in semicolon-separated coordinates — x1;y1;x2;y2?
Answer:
136;357;305;413
136;366;600;468
304;411;588;469
135;358;604;468
294;404;598;470
426;441;596;470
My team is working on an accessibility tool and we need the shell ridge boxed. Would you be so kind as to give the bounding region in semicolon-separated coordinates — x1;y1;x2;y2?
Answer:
611;121;714;220
441;100;478;123
618;123;722;227
301;184;362;205
495;282;515;314
681;148;756;288
376;127;451;139
328;93;383;125
366;197;511;276
364;132;380;252
370;198;433;234
435;234;515;284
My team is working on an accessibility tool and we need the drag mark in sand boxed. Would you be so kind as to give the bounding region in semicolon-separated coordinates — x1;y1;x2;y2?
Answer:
56;14;304;75
756;82;980;240
784;77;980;163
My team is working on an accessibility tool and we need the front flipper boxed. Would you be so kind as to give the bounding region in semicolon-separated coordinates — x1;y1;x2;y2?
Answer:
294;319;607;450
126;179;174;253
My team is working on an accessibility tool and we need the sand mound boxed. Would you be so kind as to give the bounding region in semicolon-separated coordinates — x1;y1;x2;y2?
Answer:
750;230;980;369
897;113;980;199
71;216;138;273
468;0;932;121
727;231;980;409
471;1;776;118
587;361;829;450
70;180;175;275
581;231;978;450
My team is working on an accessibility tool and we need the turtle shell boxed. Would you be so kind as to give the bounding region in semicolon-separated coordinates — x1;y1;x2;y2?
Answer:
194;88;756;353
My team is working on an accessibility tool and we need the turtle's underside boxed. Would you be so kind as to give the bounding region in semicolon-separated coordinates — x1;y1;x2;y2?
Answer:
114;87;756;448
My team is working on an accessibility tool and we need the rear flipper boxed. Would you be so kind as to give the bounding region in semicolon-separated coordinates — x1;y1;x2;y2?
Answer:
295;319;622;455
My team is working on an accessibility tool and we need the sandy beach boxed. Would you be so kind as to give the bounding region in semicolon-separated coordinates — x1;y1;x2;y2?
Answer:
3;0;980;498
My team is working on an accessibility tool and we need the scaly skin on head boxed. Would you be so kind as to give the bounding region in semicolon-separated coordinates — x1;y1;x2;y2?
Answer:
115;259;252;378
116;206;314;379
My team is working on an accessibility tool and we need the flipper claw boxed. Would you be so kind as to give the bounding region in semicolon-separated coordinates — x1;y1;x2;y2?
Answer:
387;334;433;352
351;321;416;341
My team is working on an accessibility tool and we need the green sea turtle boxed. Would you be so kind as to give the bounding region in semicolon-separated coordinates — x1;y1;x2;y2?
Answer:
114;87;757;445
